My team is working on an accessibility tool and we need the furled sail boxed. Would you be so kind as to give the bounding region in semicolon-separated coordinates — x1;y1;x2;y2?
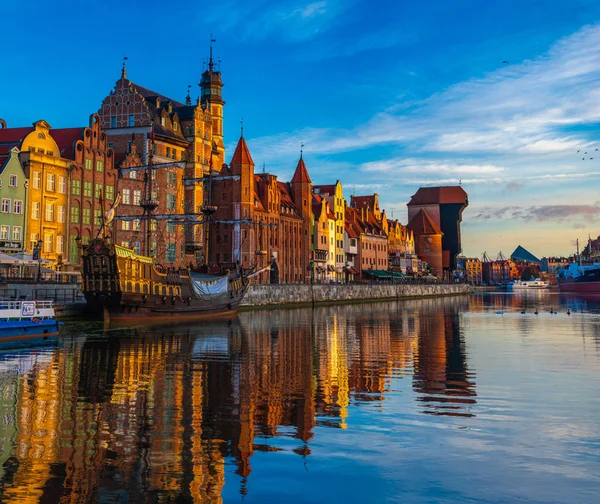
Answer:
190;272;229;299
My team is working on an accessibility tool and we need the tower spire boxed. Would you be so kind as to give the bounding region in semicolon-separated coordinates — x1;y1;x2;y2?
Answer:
121;56;128;80
186;84;191;105
240;118;244;138
209;35;216;72
300;142;304;159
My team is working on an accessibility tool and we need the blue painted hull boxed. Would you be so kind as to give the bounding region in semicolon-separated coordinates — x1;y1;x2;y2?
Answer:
0;319;60;339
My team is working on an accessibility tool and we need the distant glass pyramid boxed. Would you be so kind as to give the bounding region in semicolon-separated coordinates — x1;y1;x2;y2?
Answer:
510;245;540;263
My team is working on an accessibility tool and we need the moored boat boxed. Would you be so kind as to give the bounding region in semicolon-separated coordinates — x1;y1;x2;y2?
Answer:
557;261;600;294
507;279;549;290
81;238;254;322
0;300;61;341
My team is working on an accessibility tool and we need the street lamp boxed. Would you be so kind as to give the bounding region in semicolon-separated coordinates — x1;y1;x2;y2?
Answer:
35;239;43;282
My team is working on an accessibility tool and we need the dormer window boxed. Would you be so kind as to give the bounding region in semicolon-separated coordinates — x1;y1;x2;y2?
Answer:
173;121;178;132
161;117;166;127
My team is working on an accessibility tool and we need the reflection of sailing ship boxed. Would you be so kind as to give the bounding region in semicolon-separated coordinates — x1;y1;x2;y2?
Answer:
80;129;274;322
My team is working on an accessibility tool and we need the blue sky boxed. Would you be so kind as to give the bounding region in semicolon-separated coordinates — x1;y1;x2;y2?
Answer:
2;0;600;257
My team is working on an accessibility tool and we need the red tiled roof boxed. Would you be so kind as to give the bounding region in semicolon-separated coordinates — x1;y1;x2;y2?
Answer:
352;195;376;210
51;127;84;160
408;186;468;205
0;127;33;156
314;184;335;195
129;80;186;108
290;157;312;184
0;126;32;144
230;136;254;166
278;182;302;218
407;209;443;235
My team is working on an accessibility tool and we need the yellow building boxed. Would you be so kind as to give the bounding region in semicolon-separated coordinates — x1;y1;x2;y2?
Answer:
314;181;345;281
20;120;71;264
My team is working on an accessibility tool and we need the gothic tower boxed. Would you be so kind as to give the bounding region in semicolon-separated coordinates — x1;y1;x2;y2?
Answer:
224;134;255;267
199;39;225;169
290;154;313;283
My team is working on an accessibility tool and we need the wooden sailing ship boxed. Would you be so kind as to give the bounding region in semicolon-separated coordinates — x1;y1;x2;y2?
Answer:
81;129;266;322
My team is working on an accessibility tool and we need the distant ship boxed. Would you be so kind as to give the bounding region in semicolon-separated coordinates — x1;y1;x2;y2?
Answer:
556;239;600;294
557;261;600;294
507;279;549;290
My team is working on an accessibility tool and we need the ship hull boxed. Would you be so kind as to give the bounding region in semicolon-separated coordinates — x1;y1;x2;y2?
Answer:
84;288;248;322
557;279;600;294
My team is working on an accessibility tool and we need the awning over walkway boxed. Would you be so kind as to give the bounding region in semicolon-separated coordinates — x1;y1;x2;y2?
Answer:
364;269;393;279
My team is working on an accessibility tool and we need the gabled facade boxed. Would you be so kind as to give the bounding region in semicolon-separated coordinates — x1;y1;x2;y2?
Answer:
312;193;331;282
97;60;225;266
52;114;117;266
210;137;313;284
0;147;27;253
0;120;72;264
314;181;345;281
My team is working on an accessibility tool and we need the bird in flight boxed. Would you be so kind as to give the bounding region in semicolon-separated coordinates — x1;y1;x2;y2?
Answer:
502;60;509;64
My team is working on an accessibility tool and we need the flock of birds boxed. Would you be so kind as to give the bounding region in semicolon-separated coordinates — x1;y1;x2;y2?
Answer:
496;308;571;315
578;148;598;161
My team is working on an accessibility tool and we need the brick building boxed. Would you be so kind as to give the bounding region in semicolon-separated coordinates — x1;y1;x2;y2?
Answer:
407;209;443;277
52;114;117;266
407;186;468;272
345;203;388;278
209;136;312;284
96;58;225;266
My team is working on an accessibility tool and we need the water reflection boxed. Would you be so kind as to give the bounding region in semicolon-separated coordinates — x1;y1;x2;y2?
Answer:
0;293;598;502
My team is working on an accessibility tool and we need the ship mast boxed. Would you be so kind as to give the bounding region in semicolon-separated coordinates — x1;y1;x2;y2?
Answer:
141;126;158;257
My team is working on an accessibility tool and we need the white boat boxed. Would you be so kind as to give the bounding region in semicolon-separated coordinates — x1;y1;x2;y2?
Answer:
0;300;61;344
507;279;549;290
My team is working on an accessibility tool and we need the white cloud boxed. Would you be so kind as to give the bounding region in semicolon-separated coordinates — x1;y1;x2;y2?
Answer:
248;23;600;174
204;0;350;43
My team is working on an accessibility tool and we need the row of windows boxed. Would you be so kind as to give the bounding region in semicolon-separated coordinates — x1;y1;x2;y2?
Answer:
0;225;21;241
0;174;19;188
71;181;114;199
1;199;23;214
69;207;102;225
110;115;135;128
121;220;141;231
30;202;67;223
31;172;68;193
362;257;387;266
122;189;142;205
29;232;65;254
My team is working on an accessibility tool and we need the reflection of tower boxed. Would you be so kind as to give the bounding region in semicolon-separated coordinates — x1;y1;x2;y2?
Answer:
314;308;350;428
348;305;393;399
413;299;476;416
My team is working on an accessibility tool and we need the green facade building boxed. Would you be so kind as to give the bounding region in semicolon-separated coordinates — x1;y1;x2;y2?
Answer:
0;147;27;252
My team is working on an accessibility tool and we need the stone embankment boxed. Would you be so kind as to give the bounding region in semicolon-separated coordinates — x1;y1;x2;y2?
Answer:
240;283;470;309
1;281;470;314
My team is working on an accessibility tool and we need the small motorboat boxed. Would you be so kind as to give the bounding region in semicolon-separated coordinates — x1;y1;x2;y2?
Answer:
0;300;62;344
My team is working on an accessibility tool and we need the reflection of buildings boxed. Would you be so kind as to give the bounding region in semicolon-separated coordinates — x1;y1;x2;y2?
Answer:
412;304;477;417
1;297;476;501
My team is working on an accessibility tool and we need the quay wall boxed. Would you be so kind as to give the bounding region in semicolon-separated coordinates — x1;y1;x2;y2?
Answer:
2;281;470;314
240;283;470;308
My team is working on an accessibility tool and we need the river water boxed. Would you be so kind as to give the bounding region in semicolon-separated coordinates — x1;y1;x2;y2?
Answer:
0;292;599;503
